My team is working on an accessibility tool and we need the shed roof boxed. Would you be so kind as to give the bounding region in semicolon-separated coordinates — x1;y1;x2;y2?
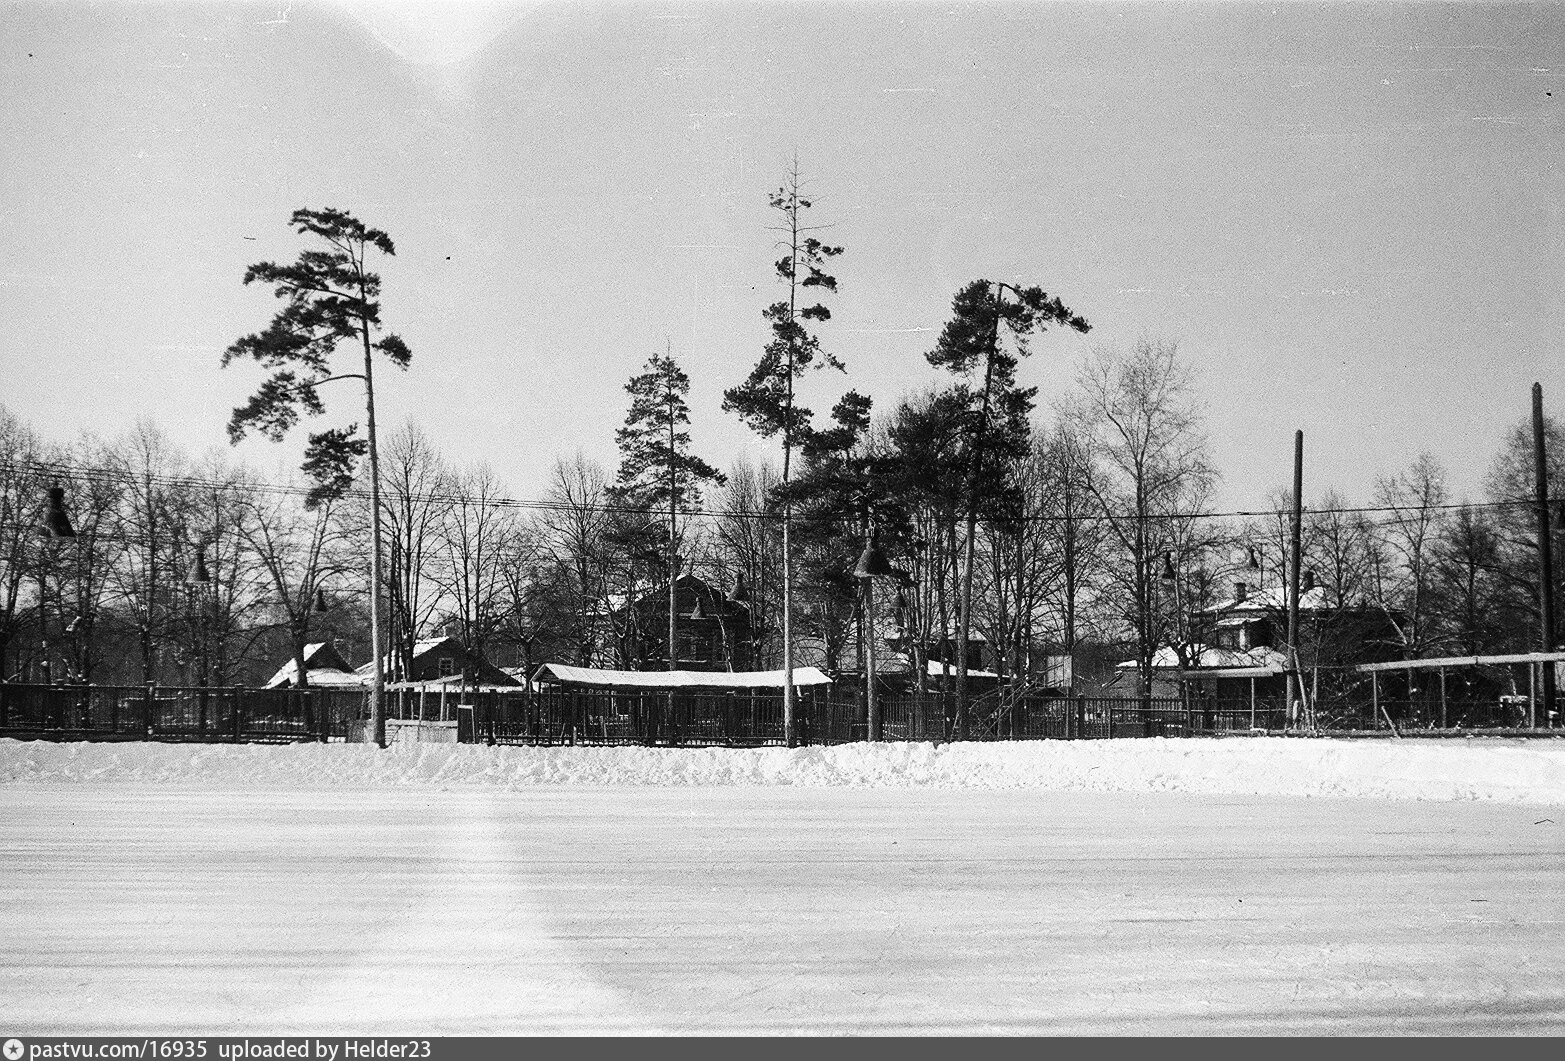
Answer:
532;663;833;689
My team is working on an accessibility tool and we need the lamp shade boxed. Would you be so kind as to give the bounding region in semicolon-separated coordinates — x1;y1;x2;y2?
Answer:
41;486;76;538
188;545;211;584
853;542;894;579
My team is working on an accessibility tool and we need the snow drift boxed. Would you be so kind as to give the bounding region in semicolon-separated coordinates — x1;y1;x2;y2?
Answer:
3;735;1564;803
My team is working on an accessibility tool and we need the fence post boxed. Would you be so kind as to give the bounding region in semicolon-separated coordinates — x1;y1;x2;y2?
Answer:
233;685;243;743
144;683;155;737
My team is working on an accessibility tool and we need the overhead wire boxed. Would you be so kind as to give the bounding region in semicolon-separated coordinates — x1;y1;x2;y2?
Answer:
0;454;1545;531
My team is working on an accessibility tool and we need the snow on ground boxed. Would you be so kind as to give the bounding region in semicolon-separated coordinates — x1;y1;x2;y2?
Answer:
3;735;1565;803
5;737;1564;1033
4;785;1563;1034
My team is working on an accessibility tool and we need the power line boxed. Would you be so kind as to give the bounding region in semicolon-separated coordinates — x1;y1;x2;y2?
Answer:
0;455;1542;529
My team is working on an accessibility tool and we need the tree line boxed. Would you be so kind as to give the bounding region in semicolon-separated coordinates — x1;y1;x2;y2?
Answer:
1;360;1555;698
1;178;1559;726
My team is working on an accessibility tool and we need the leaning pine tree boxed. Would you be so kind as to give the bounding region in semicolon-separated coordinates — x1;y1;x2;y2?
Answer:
614;346;725;670
723;166;844;746
221;207;412;748
927;280;1089;738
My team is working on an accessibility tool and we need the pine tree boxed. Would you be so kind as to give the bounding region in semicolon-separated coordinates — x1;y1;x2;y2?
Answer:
222;206;411;747
616;347;725;669
927;280;1089;736
723;164;844;743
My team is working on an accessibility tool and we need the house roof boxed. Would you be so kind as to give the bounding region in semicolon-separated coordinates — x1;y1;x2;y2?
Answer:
1117;644;1289;676
885;655;1001;680
264;642;364;689
1201;585;1332;614
533;663;834;690
352;636;511;678
385;678;522;692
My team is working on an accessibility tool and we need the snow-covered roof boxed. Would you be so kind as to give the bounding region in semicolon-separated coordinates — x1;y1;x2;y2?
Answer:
885;655;1000;680
533;663;834;689
353;637;466;676
264;642;364;689
1202;585;1332;614
1117;645;1288;676
386;679;523;693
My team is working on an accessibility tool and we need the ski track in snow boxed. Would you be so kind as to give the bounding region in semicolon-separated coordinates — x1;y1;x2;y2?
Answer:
4;736;1565;804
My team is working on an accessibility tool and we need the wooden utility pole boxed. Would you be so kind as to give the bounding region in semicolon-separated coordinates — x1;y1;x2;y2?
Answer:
1287;430;1306;730
667;343;680;674
865;567;879;742
1534;383;1557;728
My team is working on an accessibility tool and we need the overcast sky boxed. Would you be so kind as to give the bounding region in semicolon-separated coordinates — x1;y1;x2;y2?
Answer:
2;0;1560;512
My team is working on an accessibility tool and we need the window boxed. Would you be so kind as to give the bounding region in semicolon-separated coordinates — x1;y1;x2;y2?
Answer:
438;656;454;677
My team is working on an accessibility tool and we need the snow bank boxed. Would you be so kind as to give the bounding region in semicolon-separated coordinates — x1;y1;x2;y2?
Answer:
3;736;1564;803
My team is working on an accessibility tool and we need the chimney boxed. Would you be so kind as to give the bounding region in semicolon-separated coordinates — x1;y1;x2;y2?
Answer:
1233;581;1248;603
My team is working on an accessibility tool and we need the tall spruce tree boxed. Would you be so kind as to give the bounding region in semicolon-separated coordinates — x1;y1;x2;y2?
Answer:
222;207;411;747
927;280;1089;736
617;347;725;669
723;165;843;743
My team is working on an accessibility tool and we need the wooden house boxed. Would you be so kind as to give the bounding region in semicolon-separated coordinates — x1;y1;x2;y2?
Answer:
619;573;754;672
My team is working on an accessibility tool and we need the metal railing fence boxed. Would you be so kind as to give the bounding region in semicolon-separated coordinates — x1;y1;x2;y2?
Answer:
0;683;367;742
2;682;1552;746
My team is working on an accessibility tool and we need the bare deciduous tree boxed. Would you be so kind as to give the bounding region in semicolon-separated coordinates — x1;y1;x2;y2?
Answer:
1071;338;1217;698
1368;452;1449;657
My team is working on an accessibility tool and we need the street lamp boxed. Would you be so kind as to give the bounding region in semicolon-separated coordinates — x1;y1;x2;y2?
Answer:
853;527;894;742
36;484;77;689
42;487;77;539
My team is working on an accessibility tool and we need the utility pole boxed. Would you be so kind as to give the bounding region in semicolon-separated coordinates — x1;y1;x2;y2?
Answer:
1534;383;1557;729
864;562;878;742
362;347;387;749
667;343;680;674
1287;430;1306;731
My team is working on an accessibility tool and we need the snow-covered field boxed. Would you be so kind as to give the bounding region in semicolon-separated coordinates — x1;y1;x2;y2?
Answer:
2;737;1563;1035
5;734;1565;802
